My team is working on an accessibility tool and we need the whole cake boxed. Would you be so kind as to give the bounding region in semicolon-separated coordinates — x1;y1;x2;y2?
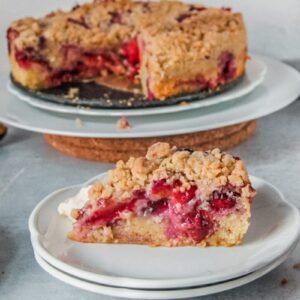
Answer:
7;0;247;100
66;143;256;246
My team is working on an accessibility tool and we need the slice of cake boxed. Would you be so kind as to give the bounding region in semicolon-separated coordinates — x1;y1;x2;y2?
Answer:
137;5;247;100
68;143;256;247
7;0;247;100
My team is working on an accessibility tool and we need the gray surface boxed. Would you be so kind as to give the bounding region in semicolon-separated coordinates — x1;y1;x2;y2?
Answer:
0;101;300;300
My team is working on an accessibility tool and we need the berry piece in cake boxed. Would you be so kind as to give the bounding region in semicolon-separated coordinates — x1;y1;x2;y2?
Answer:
67;142;256;247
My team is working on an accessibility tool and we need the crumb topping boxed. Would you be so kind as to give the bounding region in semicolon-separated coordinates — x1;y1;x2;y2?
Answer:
64;87;79;101
8;0;246;72
89;142;251;201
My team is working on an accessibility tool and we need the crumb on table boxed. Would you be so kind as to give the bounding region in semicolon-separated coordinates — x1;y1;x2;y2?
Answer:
116;117;130;130
280;278;288;287
293;263;300;270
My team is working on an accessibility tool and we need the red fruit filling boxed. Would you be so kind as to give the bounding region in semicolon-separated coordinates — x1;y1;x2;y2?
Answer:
141;199;169;216
170;185;197;204
169;208;212;242
119;39;140;80
79;197;136;226
210;193;235;211
151;179;172;198
218;51;236;82
210;188;239;211
12;39;140;85
14;48;49;70
76;179;240;243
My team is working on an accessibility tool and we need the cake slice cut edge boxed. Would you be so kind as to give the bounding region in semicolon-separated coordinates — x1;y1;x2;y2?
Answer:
67;142;256;247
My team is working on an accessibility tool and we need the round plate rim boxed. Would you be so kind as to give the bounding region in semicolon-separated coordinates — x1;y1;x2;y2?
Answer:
28;175;300;289
7;55;266;117
33;241;297;299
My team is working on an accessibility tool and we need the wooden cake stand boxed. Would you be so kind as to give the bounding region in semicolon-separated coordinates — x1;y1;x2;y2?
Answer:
44;120;256;163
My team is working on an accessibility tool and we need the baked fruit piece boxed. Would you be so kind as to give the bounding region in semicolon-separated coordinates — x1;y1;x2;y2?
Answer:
68;143;256;247
7;0;247;100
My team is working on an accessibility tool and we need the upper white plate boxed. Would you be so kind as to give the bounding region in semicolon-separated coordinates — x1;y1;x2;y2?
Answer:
0;55;299;138
7;56;266;117
29;175;300;290
33;241;297;300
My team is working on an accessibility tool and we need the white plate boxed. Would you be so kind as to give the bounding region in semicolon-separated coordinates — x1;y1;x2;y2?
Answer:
29;175;300;289
0;55;299;138
33;241;298;300
7;56;266;117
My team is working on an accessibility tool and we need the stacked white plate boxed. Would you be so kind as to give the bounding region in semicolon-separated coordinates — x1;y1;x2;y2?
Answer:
1;55;300;138
29;174;300;299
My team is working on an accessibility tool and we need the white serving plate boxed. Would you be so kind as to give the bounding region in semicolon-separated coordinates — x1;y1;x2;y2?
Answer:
33;240;298;299
29;175;300;289
0;55;299;138
7;56;266;117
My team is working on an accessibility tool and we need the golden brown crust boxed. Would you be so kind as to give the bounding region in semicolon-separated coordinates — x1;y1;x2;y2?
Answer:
67;144;251;201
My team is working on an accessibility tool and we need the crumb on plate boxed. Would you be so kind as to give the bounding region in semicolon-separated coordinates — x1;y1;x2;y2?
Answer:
64;88;79;101
75;117;83;128
117;117;130;130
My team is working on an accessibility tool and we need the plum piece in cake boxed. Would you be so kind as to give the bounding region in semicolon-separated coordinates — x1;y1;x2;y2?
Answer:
7;0;247;101
68;143;256;247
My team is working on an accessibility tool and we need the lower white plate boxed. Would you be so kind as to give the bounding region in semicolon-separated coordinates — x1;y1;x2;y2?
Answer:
29;175;300;290
1;55;300;138
7;56;266;117
34;240;297;300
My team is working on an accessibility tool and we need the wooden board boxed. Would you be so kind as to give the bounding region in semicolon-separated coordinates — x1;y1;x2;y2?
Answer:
44;120;256;163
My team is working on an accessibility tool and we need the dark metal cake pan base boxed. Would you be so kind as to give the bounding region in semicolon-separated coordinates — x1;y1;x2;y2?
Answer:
11;74;244;109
